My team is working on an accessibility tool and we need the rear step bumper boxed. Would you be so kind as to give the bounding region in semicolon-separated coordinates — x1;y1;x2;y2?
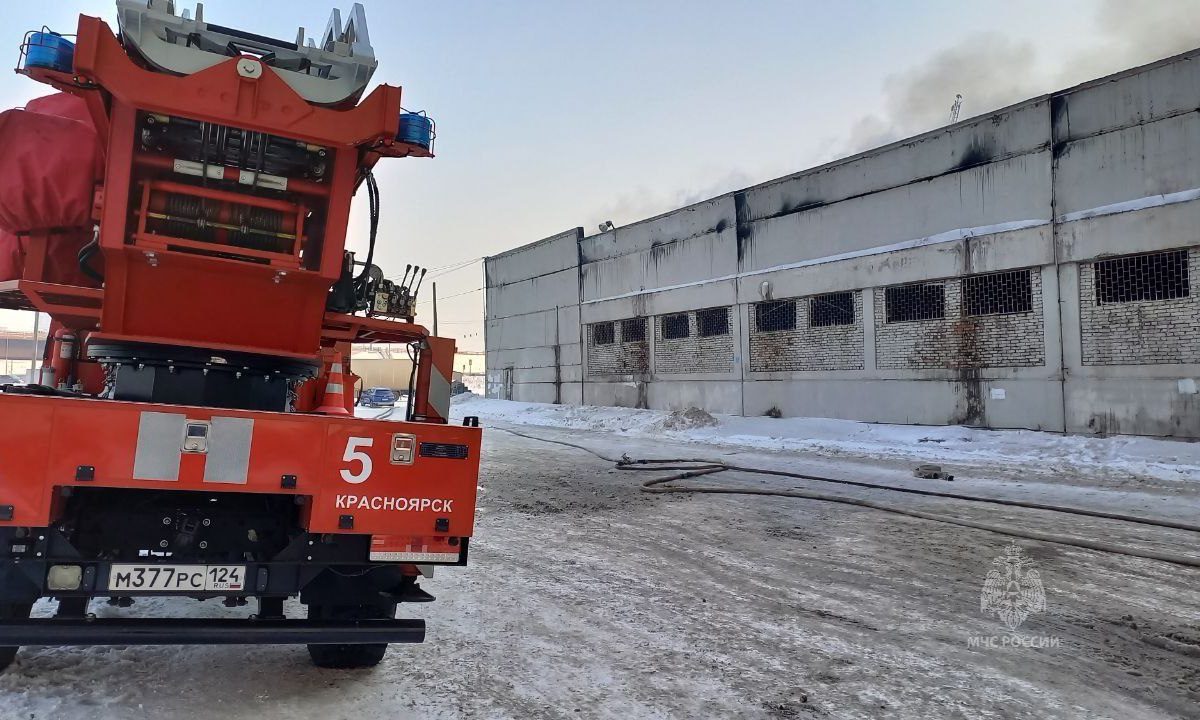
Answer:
0;618;426;646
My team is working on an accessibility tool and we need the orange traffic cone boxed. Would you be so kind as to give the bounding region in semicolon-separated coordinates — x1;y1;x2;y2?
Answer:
314;351;351;416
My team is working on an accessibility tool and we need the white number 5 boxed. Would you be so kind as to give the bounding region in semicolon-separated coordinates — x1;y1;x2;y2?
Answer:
340;436;374;484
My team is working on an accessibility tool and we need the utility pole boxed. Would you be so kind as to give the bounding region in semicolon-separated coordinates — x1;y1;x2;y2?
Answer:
431;282;438;336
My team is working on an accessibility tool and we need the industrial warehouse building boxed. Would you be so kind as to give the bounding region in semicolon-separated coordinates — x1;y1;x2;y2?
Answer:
484;49;1200;438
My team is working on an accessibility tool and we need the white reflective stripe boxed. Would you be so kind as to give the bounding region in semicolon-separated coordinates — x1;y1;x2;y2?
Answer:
325;383;344;393
133;411;186;481
330;363;343;373
203;416;254;485
368;551;460;562
427;368;451;419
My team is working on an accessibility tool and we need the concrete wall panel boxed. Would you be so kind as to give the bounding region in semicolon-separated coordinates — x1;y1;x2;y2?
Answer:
510;382;560;404
578;198;734;264
486;267;579;318
1054;54;1200;142
646;380;743;415
484;49;1200;438
740;153;1051;274
580;228;738;302
1058;199;1200;263
583;381;646;408
484;228;581;287
743;100;1051;224
1054;113;1200;216
1065;377;1200;437
485;310;559;352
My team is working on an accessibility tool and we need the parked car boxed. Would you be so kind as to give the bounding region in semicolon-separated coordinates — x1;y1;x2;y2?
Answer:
357;386;398;407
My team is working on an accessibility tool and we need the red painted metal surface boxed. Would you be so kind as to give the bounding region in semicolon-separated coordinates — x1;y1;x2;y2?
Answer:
10;15;431;358
0;394;480;536
0;13;475;547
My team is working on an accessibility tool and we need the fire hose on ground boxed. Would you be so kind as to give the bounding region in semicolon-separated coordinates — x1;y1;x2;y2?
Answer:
491;425;1200;571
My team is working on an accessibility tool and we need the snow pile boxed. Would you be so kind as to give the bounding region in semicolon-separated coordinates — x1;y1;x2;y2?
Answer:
450;395;1200;485
652;406;718;432
450;391;480;405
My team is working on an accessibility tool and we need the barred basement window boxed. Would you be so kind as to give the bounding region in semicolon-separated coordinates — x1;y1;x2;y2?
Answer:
755;300;796;332
810;292;854;327
964;269;1033;316
621;317;647;343
1095;249;1190;305
697;307;730;337
885;283;945;323
661;313;690;339
593;322;614;345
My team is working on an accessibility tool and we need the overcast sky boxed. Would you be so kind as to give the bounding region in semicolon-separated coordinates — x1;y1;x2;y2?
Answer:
3;0;1198;351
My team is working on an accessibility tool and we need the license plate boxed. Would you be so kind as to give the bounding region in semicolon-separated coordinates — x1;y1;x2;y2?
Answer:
108;564;247;592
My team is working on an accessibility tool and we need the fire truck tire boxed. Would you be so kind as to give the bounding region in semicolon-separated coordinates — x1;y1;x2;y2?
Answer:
305;601;397;669
0;602;32;672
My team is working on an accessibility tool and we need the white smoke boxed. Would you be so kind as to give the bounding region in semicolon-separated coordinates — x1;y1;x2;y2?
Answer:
584;169;758;232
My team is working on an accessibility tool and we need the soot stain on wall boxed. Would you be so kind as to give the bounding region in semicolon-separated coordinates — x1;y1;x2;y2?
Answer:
734;191;753;267
954;139;994;171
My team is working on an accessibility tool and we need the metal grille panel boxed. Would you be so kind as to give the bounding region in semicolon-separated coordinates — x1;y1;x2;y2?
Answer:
810;292;855;327
963;270;1033;316
661;314;689;339
592;322;614;345
754;300;796;332
697;307;730;337
621;318;647;342
419;442;470;460
1095;250;1189;305
885;283;945;323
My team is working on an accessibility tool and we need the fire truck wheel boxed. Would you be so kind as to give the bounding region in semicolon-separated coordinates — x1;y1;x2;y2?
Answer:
0;602;32;672
305;601;397;669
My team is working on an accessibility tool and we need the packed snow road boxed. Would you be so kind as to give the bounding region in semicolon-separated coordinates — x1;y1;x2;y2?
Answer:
2;413;1199;719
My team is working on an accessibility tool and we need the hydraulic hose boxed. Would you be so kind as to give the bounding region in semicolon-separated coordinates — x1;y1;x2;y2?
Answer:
405;341;420;421
77;234;104;284
491;425;1200;570
353;170;379;287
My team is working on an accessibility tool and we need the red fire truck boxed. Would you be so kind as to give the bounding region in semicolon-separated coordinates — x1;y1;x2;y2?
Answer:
0;1;480;669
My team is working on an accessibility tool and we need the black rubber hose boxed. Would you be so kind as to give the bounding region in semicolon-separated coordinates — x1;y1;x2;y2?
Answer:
354;171;379;286
629;457;1200;534
491;425;1200;570
77;236;104;284
405;341;419;421
491;428;1200;532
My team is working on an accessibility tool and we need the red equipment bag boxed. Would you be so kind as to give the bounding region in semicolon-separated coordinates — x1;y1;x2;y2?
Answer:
0;230;21;281
0;93;103;283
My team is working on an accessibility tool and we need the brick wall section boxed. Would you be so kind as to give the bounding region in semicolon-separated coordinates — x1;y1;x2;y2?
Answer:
1080;247;1200;365
875;273;1045;369
654;311;735;374
749;294;865;371
967;271;1046;368
587;321;649;375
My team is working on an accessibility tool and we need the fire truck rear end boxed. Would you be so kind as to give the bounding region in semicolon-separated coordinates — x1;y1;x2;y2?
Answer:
0;1;480;669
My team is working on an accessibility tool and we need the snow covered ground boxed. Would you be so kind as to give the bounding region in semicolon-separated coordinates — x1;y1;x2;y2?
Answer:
1;398;1196;718
450;394;1200;486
